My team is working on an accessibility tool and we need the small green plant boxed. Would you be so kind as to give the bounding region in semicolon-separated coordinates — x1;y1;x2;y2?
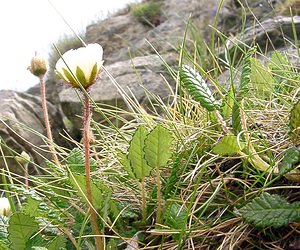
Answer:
131;1;162;27
118;124;173;224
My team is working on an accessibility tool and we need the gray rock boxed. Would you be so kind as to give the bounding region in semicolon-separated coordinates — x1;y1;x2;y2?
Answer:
0;90;65;177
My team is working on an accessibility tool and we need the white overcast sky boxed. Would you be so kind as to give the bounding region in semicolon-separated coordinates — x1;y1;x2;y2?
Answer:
0;0;139;91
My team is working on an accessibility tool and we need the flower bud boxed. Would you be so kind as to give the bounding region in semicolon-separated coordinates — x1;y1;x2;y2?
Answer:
28;53;48;77
0;197;11;217
55;43;103;89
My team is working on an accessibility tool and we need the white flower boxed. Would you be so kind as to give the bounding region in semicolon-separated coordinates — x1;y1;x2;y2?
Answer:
55;43;103;89
0;197;11;216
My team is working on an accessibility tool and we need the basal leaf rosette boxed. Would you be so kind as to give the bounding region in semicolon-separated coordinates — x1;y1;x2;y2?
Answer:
55;43;103;89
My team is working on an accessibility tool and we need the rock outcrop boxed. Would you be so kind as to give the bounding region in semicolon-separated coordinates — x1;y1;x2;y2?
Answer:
1;0;299;173
0;90;65;176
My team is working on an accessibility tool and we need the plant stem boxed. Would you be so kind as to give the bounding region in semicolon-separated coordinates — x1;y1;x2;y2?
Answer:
39;75;60;166
83;92;104;250
140;179;147;221
156;166;162;225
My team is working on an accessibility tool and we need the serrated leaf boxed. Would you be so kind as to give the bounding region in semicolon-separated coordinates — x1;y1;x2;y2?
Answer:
67;148;97;174
289;100;300;139
25;234;46;250
48;235;66;250
212;135;244;156
144;125;173;168
69;173;106;209
232;102;242;134
239;192;300;228
164;203;187;230
22;198;42;217
164;203;187;241
117;150;135;179
180;65;219;111
250;58;273;98
8;213;39;250
231;48;255;134
279;147;300;176
128;126;152;180
238;48;255;97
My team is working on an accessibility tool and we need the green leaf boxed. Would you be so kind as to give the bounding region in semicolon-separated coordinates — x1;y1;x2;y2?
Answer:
164;203;187;230
279;147;300;176
231;102;242;135
270;51;297;93
270;51;292;76
180;65;219;112
232;48;255;134
22;198;41;217
117;150;135;179
67;148;97;174
0;241;9;250
164;154;183;199
69;173;107;209
127;126;152;180
48;235;66;250
212;135;244;156
25;234;46;250
239;192;300;228
164;203;187;241
238;48;255;97
250;58;273;98
289;100;300;140
8;213;39;250
144;125;173;168
222;84;235;119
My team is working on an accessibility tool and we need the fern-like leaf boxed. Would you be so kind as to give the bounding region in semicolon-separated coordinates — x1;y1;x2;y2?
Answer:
238;192;300;228
180;65;219;112
232;48;255;134
238;48;255;98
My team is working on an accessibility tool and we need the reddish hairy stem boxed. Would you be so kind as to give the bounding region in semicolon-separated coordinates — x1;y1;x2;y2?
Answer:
83;92;104;250
39;75;60;166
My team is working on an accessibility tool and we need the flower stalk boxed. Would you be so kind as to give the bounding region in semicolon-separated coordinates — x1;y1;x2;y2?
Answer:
55;43;104;249
39;75;60;166
28;53;60;166
83;91;104;250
